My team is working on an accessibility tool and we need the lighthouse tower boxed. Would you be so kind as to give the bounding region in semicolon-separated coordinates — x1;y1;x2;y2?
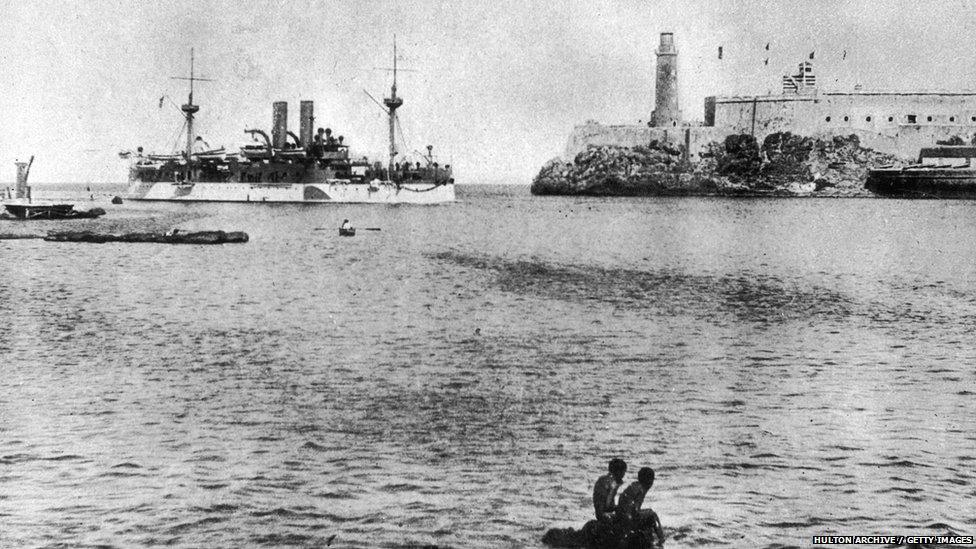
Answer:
651;32;681;127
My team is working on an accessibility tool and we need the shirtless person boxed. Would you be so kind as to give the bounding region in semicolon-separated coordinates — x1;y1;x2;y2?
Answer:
617;467;665;545
593;458;627;523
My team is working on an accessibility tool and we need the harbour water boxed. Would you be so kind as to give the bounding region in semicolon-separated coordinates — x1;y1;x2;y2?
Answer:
1;185;974;548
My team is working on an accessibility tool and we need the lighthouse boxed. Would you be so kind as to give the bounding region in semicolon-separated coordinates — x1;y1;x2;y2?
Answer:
651;32;681;127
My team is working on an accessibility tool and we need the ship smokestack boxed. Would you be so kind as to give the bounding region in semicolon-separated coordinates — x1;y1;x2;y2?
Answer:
651;32;681;127
272;101;288;149
299;100;314;148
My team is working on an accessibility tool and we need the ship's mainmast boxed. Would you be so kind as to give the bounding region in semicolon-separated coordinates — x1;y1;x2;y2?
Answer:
172;49;211;182
383;39;403;179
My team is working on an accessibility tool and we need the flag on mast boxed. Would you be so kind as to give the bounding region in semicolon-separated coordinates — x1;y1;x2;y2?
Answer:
718;46;723;59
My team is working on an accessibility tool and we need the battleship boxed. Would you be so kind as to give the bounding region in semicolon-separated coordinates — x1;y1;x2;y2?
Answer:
121;47;454;204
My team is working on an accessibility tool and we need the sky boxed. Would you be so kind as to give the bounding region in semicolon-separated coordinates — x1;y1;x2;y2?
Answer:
2;0;976;184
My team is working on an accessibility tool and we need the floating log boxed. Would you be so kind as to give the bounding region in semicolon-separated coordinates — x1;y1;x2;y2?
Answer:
0;233;44;240
43;230;249;244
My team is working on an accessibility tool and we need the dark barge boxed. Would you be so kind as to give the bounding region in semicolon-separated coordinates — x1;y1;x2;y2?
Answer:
866;146;976;198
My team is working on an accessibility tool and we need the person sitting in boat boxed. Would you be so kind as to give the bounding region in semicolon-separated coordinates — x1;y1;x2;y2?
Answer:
340;219;352;231
593;458;627;524
617;467;665;545
584;458;629;545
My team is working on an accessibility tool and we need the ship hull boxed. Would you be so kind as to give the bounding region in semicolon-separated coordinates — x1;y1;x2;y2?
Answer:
865;169;976;199
125;179;454;204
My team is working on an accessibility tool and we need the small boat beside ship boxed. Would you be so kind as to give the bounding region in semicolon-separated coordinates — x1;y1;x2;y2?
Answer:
2;156;105;220
866;146;976;198
121;47;454;204
3;203;104;220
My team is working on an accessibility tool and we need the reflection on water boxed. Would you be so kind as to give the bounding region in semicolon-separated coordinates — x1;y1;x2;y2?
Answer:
431;250;858;323
0;184;974;548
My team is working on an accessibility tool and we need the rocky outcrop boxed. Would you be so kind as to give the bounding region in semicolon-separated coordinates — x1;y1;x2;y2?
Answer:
532;133;901;197
532;141;727;196
713;134;762;178
802;134;902;195
542;519;662;549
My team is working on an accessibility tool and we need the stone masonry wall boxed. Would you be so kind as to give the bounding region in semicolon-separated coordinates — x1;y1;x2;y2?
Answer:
566;121;976;163
568;93;976;162
565;121;722;161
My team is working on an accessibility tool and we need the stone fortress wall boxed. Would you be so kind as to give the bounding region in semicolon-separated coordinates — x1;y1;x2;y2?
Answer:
566;33;976;161
565;122;722;163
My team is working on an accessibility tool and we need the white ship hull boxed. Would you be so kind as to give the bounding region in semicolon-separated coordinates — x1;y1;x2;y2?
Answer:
125;179;454;204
